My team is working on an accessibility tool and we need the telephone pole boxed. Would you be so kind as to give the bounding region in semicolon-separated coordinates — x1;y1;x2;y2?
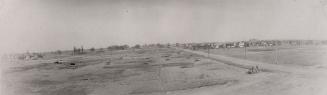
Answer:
207;44;210;57
244;46;247;59
274;46;278;64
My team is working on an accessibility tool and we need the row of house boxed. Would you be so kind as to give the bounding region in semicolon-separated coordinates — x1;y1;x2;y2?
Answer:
107;40;327;51
247;40;327;47
174;40;327;50
17;53;44;60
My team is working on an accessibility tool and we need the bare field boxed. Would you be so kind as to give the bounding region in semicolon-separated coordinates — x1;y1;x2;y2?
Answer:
1;48;261;95
200;46;327;67
2;46;327;95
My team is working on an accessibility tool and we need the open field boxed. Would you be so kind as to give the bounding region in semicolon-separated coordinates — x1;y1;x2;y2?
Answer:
200;46;327;67
1;46;327;95
1;48;261;95
179;46;327;95
1;0;326;94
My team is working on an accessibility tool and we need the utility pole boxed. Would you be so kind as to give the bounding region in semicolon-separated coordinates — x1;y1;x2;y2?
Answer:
244;46;247;59
157;63;164;92
275;46;278;64
73;46;76;55
244;42;248;59
207;44;210;58
81;46;84;53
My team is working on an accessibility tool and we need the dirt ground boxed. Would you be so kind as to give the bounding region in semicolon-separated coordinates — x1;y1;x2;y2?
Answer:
200;46;327;67
1;47;327;95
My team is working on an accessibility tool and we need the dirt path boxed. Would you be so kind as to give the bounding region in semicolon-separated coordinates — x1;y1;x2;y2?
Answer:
175;48;327;95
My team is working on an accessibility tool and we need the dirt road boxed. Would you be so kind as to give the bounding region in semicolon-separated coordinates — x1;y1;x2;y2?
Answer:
175;48;327;95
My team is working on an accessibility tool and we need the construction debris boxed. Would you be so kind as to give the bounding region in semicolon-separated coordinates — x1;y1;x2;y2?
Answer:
54;60;64;64
247;66;260;74
195;58;201;62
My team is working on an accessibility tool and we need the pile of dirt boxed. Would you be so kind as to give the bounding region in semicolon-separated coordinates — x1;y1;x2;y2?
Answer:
247;66;260;74
247;48;275;52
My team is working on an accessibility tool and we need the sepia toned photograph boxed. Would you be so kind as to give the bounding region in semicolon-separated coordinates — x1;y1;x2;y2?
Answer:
1;0;327;95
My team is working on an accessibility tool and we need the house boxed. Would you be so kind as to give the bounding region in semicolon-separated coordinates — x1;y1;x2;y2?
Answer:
237;41;245;47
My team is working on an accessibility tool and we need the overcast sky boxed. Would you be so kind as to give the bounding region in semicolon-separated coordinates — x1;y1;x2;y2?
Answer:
0;0;327;53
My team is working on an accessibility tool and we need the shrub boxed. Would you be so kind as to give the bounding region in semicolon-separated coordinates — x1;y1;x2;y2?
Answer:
90;47;95;52
56;50;62;54
133;44;141;49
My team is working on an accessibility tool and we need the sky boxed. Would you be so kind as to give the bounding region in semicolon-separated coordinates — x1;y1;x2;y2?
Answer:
0;0;327;53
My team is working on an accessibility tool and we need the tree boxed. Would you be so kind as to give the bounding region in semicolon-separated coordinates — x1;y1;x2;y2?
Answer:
122;45;129;49
90;47;95;52
107;46;112;50
97;48;105;52
133;44;141;49
56;50;62;54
